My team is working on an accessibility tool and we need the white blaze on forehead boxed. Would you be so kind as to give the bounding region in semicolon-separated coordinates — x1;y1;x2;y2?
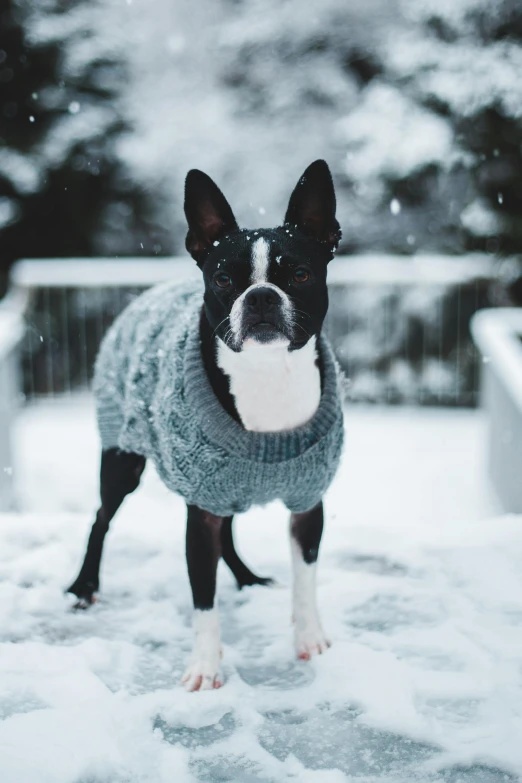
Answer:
251;237;270;283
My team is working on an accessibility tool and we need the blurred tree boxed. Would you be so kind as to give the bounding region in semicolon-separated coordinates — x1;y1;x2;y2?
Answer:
340;0;522;260
0;0;167;295
217;0;522;260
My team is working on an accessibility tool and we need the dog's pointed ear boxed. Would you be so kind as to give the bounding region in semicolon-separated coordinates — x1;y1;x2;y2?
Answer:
184;169;239;265
284;160;341;255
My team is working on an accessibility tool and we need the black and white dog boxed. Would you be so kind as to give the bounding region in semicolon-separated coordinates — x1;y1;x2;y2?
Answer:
68;160;342;691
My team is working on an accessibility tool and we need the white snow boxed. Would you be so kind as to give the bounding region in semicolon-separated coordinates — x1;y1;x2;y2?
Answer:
387;32;522;120
0;311;24;359
0;149;42;196
0;198;19;232
337;84;462;204
402;0;502;36
2;397;522;782
460;199;506;238
68;0;403;240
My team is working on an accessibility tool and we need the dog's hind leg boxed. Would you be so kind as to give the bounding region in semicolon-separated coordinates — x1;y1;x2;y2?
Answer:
221;516;274;589
66;448;146;608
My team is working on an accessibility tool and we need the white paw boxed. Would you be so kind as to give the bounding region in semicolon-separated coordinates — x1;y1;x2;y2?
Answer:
181;658;223;692
294;618;331;661
182;608;223;692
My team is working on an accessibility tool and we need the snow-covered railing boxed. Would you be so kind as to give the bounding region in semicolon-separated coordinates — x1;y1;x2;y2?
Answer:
0;299;25;510
471;308;522;513
9;254;493;289
8;258;197;396
9;257;198;289
8;254;496;404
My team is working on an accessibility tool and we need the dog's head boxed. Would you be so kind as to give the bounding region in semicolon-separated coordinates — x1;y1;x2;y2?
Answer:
184;160;341;351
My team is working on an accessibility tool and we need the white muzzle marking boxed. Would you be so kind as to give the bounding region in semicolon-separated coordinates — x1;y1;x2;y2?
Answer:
229;282;292;347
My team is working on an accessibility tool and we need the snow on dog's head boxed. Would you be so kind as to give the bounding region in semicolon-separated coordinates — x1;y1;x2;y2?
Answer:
183;160;341;351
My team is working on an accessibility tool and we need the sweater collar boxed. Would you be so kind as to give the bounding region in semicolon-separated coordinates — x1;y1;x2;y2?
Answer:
183;303;342;462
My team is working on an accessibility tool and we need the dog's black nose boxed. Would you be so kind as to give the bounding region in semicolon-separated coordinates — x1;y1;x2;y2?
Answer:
245;286;280;312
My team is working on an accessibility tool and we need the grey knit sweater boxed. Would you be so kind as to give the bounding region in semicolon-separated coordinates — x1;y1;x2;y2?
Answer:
93;280;344;517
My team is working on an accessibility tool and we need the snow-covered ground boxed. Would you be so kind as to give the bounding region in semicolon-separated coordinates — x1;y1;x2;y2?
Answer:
1;398;522;782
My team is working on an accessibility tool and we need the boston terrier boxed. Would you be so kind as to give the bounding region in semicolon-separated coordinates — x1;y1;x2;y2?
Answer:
67;160;343;691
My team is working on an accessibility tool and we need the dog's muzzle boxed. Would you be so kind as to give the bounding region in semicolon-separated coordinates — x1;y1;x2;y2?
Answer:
230;284;292;346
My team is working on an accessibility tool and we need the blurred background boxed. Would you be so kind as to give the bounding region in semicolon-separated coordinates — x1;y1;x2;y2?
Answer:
1;0;522;509
2;0;522;403
3;0;522;265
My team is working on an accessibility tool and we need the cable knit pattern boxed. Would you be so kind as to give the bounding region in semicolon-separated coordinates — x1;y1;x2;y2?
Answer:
93;279;344;517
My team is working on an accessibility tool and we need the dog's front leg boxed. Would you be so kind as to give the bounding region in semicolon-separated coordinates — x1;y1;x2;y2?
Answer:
290;501;331;660
182;504;223;691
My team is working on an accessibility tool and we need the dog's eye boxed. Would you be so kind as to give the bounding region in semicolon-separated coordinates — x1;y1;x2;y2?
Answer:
293;268;310;283
215;273;231;289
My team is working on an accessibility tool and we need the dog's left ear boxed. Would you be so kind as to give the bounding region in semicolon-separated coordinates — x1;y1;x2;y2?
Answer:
284;160;341;255
184;169;239;265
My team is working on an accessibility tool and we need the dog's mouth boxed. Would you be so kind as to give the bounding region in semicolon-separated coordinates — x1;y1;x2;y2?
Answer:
244;321;287;344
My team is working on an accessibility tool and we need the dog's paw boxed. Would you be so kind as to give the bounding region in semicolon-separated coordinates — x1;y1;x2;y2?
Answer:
182;659;223;692
237;575;275;590
183;608;223;691
65;578;98;610
294;620;331;661
70;595;98;611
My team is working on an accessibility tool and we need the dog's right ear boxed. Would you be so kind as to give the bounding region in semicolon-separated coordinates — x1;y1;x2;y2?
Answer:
184;170;239;265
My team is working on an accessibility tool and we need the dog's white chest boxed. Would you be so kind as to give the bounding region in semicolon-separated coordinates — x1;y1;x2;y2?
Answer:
216;337;321;432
